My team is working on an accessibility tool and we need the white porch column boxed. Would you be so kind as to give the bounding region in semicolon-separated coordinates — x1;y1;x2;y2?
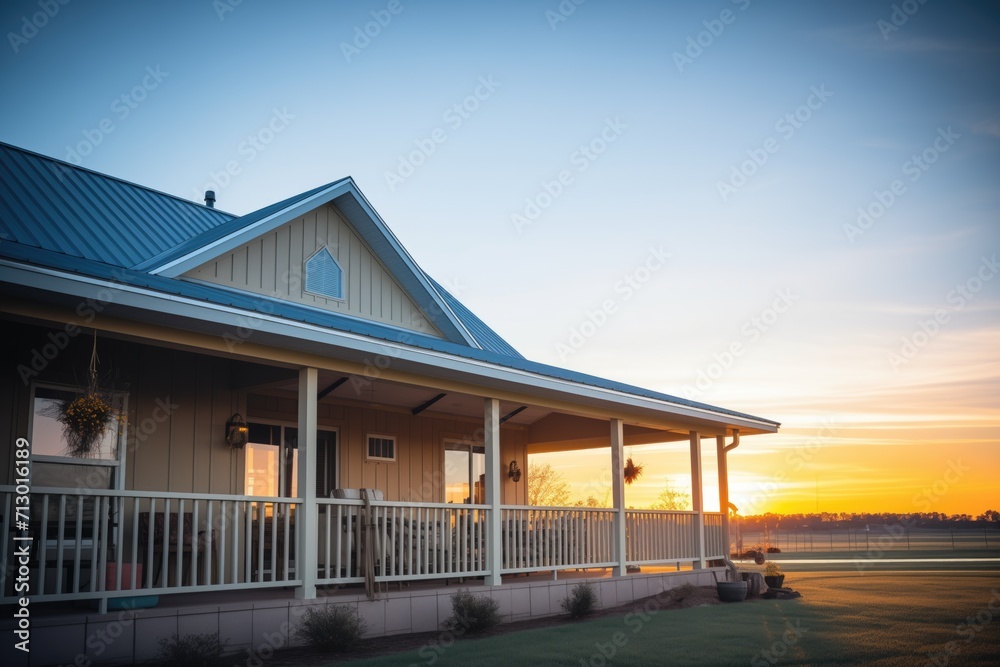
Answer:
716;435;730;558
484;398;502;586
689;430;706;569
296;366;318;599
610;418;627;577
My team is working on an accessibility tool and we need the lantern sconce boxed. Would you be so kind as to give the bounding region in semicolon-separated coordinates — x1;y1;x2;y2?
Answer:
226;413;248;449
508;460;522;482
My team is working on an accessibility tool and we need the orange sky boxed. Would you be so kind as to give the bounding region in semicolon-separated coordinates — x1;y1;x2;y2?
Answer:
530;338;999;516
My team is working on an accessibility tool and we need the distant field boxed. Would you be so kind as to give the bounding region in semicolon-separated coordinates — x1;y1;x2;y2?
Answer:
738;548;1000;573
338;569;1000;666
738;528;999;554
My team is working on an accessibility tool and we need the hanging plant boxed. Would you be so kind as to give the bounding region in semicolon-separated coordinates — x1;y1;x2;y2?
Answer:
59;390;117;457
624;456;644;485
55;331;120;457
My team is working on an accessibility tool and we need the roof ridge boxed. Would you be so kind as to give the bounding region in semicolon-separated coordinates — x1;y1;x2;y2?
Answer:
0;140;238;219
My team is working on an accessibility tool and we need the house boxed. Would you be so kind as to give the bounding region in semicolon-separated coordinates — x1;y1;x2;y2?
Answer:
0;141;779;665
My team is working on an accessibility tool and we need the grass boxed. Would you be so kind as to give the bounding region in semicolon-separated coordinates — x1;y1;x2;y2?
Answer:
335;571;1000;666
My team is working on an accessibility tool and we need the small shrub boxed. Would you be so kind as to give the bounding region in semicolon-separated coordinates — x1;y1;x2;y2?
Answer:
560;581;597;619
766;546;782;553
296;605;367;652
156;633;229;667
445;588;502;634
765;561;783;577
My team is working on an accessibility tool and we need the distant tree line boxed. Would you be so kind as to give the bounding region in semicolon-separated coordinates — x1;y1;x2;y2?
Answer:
736;510;1000;531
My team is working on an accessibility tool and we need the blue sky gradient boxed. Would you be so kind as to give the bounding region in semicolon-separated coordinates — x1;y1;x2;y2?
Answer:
2;0;998;512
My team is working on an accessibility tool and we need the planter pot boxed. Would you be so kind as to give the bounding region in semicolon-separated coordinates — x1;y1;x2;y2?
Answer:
716;581;748;602
91;562;158;611
765;575;785;589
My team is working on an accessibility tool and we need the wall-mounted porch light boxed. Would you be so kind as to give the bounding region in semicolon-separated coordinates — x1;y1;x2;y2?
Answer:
226;413;248;449
508;460;521;482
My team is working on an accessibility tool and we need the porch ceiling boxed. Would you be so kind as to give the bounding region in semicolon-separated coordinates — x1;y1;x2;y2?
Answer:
268;371;553;426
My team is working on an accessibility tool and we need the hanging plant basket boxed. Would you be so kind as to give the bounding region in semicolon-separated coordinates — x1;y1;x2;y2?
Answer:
51;331;121;458
623;457;644;485
59;390;117;457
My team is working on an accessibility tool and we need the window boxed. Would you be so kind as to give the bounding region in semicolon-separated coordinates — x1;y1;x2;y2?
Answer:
445;439;485;504
244;422;337;498
304;247;344;300
366;434;396;462
30;383;127;490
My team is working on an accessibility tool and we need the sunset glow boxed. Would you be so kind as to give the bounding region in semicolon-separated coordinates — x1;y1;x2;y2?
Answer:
2;1;996;519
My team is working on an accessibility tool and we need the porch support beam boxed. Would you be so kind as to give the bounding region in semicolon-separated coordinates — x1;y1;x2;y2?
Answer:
296;366;318;599
484;397;502;586
610;418;627;577
690;430;706;569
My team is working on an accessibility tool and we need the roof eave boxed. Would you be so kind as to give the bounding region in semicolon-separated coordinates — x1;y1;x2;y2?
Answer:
0;260;780;435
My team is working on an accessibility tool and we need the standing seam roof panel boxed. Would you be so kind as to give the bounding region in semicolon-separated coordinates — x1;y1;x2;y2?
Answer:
0;142;234;268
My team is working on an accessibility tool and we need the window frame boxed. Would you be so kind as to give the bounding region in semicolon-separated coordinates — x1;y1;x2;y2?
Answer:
243;418;339;498
28;381;129;491
365;433;397;463
444;438;486;504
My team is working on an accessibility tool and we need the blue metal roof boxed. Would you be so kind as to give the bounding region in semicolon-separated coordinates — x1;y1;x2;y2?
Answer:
426;276;524;359
0;240;778;427
0;141;520;356
132;180;342;272
0;141;233;268
0;142;778;428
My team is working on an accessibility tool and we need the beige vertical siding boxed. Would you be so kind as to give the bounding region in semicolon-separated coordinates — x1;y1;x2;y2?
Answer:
183;203;443;337
245;393;529;504
4;321;527;506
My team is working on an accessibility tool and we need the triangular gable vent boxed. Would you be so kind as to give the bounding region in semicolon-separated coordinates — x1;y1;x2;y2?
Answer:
304;247;343;300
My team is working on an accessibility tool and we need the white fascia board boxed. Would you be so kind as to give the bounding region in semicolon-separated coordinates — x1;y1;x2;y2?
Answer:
1;262;778;433
344;187;480;348
152;181;354;277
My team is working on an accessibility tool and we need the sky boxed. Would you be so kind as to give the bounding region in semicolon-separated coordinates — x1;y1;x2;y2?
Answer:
1;0;997;516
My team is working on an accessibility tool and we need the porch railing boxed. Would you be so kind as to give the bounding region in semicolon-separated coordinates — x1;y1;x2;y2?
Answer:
0;486;301;608
625;509;698;564
314;499;491;584
498;506;617;573
1;486;725;607
704;512;727;559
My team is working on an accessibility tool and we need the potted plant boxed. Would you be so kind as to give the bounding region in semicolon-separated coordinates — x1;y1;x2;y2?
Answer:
715;569;748;602
764;561;785;589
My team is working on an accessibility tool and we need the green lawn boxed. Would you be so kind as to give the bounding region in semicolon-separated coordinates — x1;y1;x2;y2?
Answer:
337;571;1000;666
